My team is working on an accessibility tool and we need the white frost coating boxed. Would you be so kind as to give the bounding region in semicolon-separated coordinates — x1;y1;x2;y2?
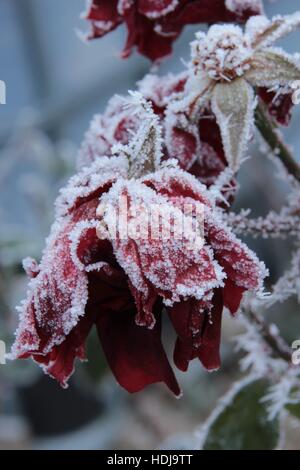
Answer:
207;209;269;294
262;368;300;421
115;91;164;177
253;12;300;49
77;94;140;170
138;71;188;109
56;156;128;217
191;26;252;81
225;0;263;15
98;175;226;307
22;256;40;278
139;0;179;19
10;154;128;363
69;219;109;272
10;215;89;360
235;315;285;377
117;0;134;15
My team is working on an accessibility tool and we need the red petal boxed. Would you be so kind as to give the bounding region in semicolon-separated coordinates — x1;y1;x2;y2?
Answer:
96;308;181;395
197;289;223;370
84;0;121;39
222;278;245;315
169;290;223;371
33;313;94;388
208;220;267;297
138;0;179;17
122;8;178;61
258;88;294;126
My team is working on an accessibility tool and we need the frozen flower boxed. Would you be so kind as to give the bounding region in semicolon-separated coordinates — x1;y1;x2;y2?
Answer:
167;12;300;170
82;0;263;61
10;95;267;394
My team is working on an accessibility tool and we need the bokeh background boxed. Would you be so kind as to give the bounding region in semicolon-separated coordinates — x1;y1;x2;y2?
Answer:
0;0;299;450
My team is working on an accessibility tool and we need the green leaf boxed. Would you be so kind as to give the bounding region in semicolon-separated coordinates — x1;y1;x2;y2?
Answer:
211;78;254;170
286;402;300;420
202;378;280;450
246;49;300;88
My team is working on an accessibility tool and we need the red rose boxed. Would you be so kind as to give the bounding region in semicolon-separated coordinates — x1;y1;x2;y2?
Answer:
83;0;263;61
10;152;267;394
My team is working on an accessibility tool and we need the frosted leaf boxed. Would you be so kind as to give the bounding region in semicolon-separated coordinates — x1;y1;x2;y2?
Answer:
246;49;300;89
211;78;254;170
262;369;300;421
115;92;163;178
249;12;300;49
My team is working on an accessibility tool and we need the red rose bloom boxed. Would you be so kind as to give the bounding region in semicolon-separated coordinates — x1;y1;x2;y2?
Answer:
10;100;267;394
83;0;263;61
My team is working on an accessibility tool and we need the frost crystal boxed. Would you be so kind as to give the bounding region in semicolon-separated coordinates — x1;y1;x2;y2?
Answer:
191;26;252;81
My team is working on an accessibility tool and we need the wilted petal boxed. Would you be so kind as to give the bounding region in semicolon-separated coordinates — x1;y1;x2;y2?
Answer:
246;49;300;88
10;160;120;383
83;0;121;38
96;308;181;395
211;78;254;170
169;290;223;372
207;216;268;313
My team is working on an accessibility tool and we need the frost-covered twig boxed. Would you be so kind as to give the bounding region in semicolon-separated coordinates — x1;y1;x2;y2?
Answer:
226;209;300;238
244;309;291;363
255;104;300;182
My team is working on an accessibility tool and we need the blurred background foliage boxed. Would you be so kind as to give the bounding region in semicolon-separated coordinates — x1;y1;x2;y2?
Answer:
0;0;299;449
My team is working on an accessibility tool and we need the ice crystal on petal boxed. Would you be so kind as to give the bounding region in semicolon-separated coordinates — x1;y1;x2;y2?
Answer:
56;156;128;217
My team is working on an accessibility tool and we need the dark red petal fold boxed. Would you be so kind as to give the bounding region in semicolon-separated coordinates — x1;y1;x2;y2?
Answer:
258;88;294;126
169;290;223;372
96;308;181;395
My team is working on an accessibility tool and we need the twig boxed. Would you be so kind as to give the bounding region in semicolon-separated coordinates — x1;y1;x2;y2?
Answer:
245;309;291;363
255;104;300;183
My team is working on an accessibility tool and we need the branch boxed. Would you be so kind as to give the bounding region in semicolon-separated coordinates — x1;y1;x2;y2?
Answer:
255;104;300;183
245;309;291;363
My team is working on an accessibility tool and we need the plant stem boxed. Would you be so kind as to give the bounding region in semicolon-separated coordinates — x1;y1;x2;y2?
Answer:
255;104;300;183
246;309;292;363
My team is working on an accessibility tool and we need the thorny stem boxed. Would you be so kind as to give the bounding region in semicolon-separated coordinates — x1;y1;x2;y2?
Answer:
255;104;300;183
245;309;292;363
248;104;299;364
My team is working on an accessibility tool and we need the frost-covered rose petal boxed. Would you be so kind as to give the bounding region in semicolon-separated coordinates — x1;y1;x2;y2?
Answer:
83;0;263;61
101;178;224;324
